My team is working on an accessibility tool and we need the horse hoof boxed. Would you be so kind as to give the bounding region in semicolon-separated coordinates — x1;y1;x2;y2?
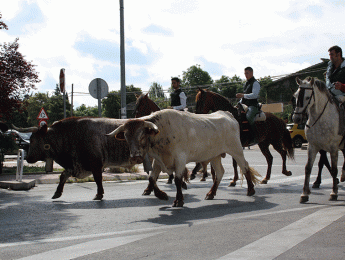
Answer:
312;183;320;189
172;200;184;207
205;193;214;200
283;171;292;176
182;182;187;190
155;191;169;200
200;178;206;182
300;196;309;203
329;194;338;201
52;192;62;199
261;179;268;184
142;189;152;195
228;182;236;187
166;180;173;184
247;189;255;196
190;174;196;180
93;194;103;200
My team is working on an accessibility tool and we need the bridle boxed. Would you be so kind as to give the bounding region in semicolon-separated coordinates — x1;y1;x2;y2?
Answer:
294;85;329;128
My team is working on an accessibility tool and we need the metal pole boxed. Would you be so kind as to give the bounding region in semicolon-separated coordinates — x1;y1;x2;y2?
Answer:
120;0;126;119
71;83;74;116
97;79;102;117
63;91;66;118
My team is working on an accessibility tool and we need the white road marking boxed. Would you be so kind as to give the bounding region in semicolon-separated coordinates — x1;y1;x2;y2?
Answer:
17;232;161;260
217;206;345;260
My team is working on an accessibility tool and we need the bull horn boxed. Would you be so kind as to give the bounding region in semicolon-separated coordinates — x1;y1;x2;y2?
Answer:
143;121;159;134
12;124;38;133
296;77;302;85
106;124;126;137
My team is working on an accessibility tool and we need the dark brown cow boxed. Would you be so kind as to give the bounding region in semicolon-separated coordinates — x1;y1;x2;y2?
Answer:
13;117;142;200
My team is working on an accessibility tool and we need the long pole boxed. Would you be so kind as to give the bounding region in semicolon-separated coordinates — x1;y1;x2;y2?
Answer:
120;0;126;119
71;83;74;116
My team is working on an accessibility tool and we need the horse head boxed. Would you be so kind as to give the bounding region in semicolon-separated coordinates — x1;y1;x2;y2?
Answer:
195;88;217;114
133;93;160;118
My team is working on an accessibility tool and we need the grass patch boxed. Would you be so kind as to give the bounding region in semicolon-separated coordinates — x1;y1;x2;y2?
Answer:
106;166;139;173
1;166;63;175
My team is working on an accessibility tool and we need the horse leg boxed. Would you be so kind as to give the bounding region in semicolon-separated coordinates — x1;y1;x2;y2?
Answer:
191;162;202;180
258;141;273;184
272;141;292;177
329;150;339;201
340;149;345;182
300;148;318;203
229;157;238;187
200;161;209;181
205;156;224;200
52;171;71;199
312;150;328;188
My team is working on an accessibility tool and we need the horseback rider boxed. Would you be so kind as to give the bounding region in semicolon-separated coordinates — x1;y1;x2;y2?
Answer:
169;77;187;111
236;67;261;141
326;45;345;135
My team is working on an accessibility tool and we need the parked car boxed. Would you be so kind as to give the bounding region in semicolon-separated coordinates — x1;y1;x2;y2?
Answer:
286;123;307;148
4;129;31;154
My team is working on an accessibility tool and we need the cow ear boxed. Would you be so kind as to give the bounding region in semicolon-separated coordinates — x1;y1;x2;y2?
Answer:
115;132;125;140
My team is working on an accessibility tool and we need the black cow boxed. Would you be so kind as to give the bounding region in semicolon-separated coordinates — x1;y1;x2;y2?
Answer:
14;117;148;200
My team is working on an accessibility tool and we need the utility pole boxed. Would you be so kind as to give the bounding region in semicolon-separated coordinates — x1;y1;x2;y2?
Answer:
120;0;126;119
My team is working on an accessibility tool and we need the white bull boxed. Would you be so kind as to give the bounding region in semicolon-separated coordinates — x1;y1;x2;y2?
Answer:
107;109;260;207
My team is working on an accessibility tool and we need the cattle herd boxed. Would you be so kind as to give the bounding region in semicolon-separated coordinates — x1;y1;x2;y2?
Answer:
15;109;277;207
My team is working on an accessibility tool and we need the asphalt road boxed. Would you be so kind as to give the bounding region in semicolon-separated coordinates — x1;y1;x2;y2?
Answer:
1;146;345;260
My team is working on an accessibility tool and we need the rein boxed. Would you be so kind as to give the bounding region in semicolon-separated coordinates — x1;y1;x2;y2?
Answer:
294;86;330;129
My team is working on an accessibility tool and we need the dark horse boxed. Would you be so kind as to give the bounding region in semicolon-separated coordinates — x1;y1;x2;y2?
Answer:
195;88;294;186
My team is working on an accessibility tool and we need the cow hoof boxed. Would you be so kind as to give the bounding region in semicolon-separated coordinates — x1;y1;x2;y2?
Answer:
52;192;62;199
247;189;255;196
182;182;187;190
205;193;214;200
142;189;152;195
261;179;268;184
300;196;309;203
336;178;340;184
166;179;173;184
312;183;320;189
228;181;236;187
283;171;292;176
172;200;184;207
93;194;103;200
329;194;338;201
200;178;206;181
190;174;196;180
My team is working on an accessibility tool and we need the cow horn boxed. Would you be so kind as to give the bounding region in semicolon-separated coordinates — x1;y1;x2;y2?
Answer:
143;121;159;134
12;124;38;133
106;124;126;137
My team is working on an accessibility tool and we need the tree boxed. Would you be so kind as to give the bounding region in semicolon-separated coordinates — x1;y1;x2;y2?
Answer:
148;82;165;99
48;86;71;122
26;92;50;126
102;85;142;118
0;13;40;120
258;76;274;103
74;104;99;117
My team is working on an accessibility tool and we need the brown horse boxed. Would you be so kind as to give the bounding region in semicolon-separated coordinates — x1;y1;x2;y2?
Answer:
195;88;294;185
133;93;211;182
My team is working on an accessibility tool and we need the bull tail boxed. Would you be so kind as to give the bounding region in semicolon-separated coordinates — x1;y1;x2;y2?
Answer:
282;128;295;160
240;166;262;185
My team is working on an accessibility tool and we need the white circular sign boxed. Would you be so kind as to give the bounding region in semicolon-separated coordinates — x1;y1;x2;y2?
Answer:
89;78;109;99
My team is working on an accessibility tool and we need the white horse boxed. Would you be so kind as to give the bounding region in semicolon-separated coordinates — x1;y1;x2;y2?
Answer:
293;77;345;203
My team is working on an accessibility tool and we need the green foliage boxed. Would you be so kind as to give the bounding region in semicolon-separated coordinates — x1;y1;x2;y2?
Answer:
148;82;165;99
74;104;99;117
102;85;142;118
258;76;274;103
216;75;244;100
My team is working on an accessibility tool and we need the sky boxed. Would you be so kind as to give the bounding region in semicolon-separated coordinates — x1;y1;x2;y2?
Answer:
1;0;345;108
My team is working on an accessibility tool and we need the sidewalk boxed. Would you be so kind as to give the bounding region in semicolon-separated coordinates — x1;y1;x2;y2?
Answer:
0;157;169;190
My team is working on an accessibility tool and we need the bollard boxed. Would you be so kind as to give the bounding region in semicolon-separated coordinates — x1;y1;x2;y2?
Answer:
16;149;25;182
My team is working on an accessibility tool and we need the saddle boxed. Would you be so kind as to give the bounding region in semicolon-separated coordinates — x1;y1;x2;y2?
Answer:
237;103;266;146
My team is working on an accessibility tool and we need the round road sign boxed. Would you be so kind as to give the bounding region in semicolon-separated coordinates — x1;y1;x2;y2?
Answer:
89;78;109;99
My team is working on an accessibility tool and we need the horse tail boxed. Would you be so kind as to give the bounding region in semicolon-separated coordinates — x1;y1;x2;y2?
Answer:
282;128;295;160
